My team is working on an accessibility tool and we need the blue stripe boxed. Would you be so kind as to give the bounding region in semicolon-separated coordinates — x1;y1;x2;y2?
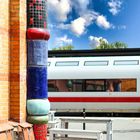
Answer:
27;67;48;99
27;40;48;66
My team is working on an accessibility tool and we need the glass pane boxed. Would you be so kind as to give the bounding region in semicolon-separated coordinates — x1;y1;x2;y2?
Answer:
86;80;106;91
114;60;139;65
84;61;108;66
48;79;136;92
55;61;79;66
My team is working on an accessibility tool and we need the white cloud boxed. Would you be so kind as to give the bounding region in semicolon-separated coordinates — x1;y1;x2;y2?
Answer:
89;36;108;49
72;0;90;15
48;0;71;22
55;35;73;46
57;11;97;36
70;17;86;36
48;0;91;22
108;0;122;15
57;12;112;36
58;23;70;30
48;0;113;36
70;11;98;36
96;15;112;29
83;11;98;26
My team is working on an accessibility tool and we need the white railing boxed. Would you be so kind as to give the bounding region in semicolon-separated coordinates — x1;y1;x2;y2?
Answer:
49;117;112;140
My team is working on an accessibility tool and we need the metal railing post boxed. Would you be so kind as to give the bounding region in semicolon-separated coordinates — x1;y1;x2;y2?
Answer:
106;121;113;140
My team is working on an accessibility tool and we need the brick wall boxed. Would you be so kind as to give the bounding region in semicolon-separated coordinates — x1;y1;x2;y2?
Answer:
9;0;27;122
0;0;27;122
0;0;10;122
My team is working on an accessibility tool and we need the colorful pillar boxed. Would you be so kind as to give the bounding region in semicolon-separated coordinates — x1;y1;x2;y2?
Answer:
26;0;50;139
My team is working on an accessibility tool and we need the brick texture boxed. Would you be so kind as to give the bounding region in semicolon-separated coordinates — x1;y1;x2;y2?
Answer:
0;0;10;122
9;0;27;122
0;0;27;123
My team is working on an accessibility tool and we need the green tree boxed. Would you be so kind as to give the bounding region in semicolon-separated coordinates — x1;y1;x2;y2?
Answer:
113;41;127;49
96;39;127;49
52;45;74;50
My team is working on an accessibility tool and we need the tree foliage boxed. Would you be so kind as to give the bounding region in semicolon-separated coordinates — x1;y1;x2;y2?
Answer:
52;45;74;50
96;39;127;49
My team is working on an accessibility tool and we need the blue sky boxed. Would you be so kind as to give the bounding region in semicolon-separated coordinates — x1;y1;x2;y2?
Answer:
47;0;140;50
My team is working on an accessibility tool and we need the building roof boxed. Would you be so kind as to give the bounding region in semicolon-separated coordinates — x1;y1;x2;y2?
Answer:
48;48;140;57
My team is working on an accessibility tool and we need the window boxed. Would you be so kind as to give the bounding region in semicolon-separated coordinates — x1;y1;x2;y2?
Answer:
55;61;79;66
114;60;139;65
85;80;106;91
84;61;108;66
48;79;136;92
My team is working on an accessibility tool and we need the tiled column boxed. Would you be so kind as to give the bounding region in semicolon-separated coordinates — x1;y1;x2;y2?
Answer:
26;0;50;139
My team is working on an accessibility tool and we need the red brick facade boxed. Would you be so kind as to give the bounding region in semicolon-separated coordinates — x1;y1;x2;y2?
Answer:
0;0;26;122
